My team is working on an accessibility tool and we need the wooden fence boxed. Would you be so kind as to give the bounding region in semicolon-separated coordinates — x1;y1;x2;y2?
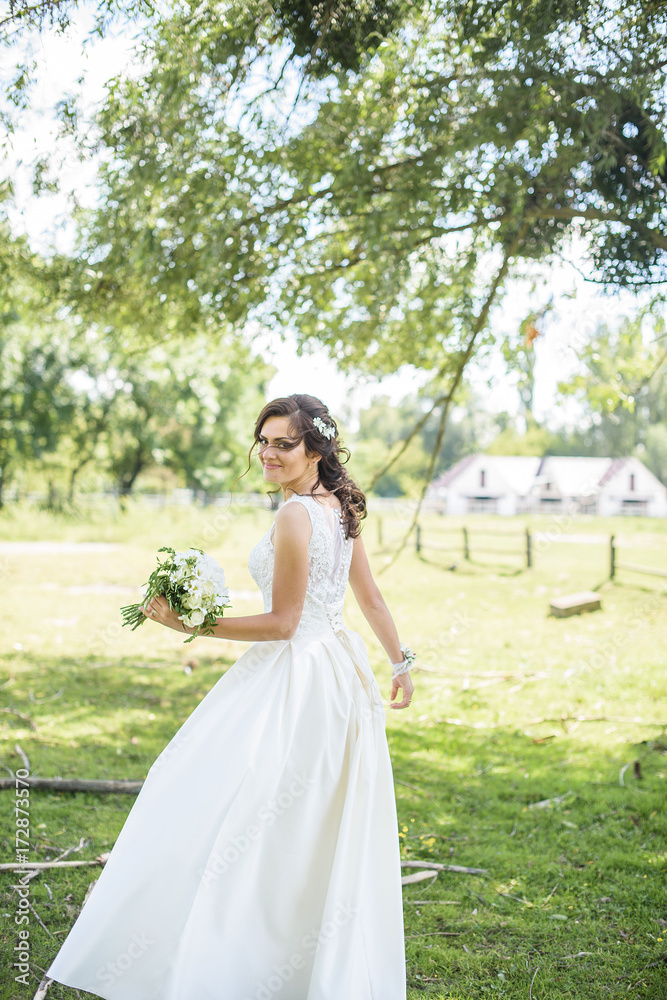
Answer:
609;534;667;582
415;523;532;568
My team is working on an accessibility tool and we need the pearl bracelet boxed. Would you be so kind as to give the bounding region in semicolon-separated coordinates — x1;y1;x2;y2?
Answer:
390;644;416;678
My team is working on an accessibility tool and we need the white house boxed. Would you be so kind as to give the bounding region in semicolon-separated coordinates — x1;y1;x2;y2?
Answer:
428;455;667;516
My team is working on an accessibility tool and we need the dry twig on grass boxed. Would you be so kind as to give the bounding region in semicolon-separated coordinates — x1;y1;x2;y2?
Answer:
0;856;109;872
401;859;487;874
33;976;53;1000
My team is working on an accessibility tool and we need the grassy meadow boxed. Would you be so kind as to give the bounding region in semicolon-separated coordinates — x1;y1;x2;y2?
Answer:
0;500;665;999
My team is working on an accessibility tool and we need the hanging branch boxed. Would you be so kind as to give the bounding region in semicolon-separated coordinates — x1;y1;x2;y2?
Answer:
375;227;529;569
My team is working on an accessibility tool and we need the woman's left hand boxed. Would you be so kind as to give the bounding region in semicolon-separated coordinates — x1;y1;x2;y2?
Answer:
390;672;414;710
141;595;186;633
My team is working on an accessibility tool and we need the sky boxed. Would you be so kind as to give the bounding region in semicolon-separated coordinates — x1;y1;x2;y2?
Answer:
4;7;653;431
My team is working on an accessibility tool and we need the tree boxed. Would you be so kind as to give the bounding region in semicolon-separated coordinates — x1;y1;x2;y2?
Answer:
555;306;667;472
22;0;666;543
98;336;274;498
0;315;79;507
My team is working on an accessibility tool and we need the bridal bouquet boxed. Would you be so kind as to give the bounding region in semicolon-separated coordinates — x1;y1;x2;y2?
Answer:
121;546;231;644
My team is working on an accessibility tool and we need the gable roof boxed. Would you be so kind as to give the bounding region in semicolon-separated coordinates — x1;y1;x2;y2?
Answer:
431;454;666;495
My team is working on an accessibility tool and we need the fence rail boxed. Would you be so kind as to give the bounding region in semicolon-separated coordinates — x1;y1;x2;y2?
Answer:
609;534;667;581
416;523;532;568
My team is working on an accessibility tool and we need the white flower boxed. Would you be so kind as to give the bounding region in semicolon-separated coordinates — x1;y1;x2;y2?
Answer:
182;607;205;628
312;415;335;440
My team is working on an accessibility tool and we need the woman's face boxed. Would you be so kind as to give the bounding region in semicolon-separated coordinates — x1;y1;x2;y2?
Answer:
257;415;319;488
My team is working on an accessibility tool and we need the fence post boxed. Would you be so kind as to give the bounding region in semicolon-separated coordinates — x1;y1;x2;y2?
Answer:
377;516;383;547
526;527;532;568
416;523;421;554
463;526;470;560
610;534;615;579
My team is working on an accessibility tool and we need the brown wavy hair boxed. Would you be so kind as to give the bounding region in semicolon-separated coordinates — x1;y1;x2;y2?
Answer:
250;394;367;538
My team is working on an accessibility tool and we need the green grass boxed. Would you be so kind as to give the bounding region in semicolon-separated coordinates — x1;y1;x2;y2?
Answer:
1;501;666;999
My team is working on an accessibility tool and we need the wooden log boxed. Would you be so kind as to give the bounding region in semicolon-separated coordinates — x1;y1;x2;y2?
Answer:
548;591;601;618
0;856;108;872
401;870;438;885
401;860;487;875
0;776;143;793
33;976;53;1000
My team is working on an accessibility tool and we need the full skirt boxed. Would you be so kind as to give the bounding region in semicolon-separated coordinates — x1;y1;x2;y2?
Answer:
46;627;406;1000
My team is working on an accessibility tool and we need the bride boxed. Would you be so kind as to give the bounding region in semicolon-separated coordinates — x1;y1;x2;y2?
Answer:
46;393;415;1000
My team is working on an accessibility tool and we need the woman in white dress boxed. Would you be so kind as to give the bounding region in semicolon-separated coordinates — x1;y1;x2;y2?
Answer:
46;393;415;1000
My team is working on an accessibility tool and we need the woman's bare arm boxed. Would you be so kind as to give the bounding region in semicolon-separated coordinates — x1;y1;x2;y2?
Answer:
143;503;312;641
348;533;414;709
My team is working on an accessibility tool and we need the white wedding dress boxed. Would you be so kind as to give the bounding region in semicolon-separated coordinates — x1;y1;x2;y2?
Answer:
47;493;407;1000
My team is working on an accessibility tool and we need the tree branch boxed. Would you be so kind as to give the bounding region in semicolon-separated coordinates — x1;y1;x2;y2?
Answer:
536;207;667;251
375;222;531;569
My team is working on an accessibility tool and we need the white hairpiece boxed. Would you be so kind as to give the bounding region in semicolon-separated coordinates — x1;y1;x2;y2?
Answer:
312;415;336;440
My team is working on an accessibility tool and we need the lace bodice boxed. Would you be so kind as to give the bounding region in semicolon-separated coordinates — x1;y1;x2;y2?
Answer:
248;494;354;637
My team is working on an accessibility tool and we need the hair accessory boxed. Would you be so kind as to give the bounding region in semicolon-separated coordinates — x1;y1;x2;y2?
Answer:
312;415;336;440
389;644;416;678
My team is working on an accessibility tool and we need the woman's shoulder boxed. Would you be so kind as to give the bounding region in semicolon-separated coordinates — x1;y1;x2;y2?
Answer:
274;495;314;532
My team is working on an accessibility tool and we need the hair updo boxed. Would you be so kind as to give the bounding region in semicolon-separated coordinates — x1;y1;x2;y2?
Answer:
251;393;367;539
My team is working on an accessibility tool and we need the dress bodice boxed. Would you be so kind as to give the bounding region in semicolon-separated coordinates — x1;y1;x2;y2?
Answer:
248;493;354;637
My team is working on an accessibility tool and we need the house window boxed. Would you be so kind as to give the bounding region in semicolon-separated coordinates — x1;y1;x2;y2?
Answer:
469;497;497;514
480;470;485;488
629;473;635;491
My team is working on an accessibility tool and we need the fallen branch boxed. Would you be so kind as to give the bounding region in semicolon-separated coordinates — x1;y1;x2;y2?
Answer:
401;860;487;875
528;791;575;810
406;931;463;938
33;976;53;1000
529;966;539;1000
17;838;91;883
523;715;665;728
464;882;497;907
435;715;665;730
0;855;109;872
619;762;632;787
497;890;533;906
82;879;98;906
402;870;438;885
26;900;53;937
404;900;461;905
0;777;143;793
394;778;430;796
542;885;558;907
14;743;31;771
0;707;37;730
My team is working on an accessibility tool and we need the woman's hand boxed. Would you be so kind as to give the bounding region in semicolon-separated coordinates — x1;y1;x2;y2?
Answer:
390;672;414;710
141;595;190;633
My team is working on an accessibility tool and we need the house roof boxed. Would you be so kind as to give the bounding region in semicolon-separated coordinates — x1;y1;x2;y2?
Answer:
486;456;542;495
539;456;612;496
431;453;477;489
431;454;542;496
431;454;666;496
